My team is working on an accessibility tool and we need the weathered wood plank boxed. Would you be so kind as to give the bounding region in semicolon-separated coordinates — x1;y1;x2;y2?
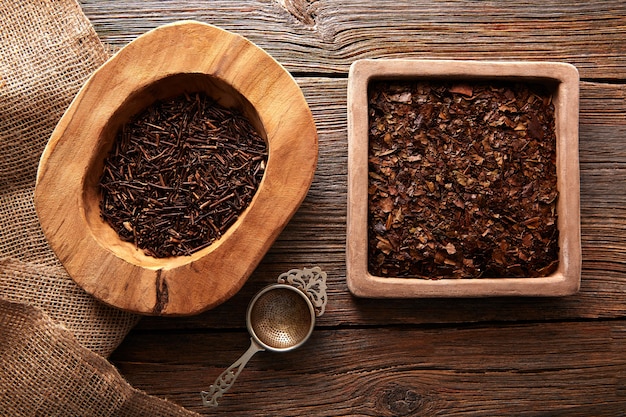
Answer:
80;0;626;78
111;321;626;415
87;2;626;414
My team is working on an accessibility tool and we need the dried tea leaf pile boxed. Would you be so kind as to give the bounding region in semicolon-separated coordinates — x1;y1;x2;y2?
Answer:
368;81;559;279
100;92;267;258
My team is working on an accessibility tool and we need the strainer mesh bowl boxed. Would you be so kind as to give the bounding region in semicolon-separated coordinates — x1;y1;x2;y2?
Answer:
248;287;313;350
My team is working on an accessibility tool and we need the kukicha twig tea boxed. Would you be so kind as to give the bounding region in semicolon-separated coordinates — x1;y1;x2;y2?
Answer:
100;92;267;258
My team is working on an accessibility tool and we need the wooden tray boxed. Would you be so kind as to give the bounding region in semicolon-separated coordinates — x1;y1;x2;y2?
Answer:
347;59;580;297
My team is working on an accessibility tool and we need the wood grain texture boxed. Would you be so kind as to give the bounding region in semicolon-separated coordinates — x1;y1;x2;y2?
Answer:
78;1;626;414
80;0;626;78
110;322;626;415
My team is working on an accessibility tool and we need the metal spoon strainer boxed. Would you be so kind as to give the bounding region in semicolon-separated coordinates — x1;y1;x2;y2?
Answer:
201;283;316;406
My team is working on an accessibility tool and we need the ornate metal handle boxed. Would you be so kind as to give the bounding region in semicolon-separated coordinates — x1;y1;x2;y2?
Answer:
201;338;265;407
277;266;328;316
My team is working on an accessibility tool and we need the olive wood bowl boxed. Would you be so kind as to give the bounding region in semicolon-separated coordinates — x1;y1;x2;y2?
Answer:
347;59;580;298
35;21;318;315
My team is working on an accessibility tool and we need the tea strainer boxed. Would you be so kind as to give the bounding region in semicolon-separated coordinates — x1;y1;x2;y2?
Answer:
201;267;327;406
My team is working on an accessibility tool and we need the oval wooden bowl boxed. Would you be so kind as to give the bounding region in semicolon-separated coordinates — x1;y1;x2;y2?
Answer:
34;21;318;316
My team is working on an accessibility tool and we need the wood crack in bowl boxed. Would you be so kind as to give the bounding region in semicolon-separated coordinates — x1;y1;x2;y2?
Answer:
35;21;318;315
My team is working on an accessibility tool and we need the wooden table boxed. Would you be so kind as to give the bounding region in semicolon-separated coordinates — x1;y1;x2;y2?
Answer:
80;1;626;415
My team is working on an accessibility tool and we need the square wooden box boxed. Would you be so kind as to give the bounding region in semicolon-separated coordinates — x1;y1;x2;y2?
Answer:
346;59;581;298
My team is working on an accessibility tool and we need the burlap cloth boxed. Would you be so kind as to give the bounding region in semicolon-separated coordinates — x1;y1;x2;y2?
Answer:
0;1;199;415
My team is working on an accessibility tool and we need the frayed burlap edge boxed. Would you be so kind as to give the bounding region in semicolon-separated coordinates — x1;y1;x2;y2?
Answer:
0;299;198;417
